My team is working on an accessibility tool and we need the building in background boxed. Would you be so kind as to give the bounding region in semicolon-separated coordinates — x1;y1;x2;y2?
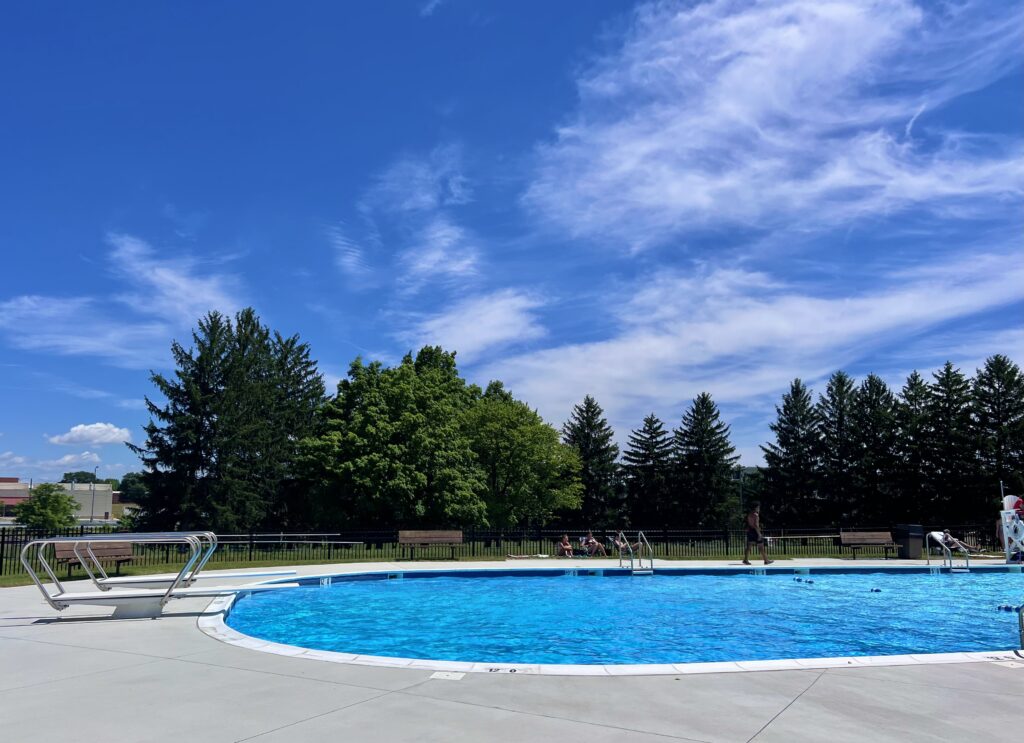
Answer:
0;477;115;523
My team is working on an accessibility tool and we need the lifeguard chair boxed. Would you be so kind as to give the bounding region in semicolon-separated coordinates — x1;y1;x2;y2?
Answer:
999;490;1024;563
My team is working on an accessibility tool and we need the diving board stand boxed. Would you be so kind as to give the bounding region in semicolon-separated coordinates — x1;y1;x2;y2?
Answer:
21;532;299;618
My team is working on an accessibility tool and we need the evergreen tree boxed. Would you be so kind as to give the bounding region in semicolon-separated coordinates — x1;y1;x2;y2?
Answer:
562;395;620;528
131;309;325;531
926;362;976;522
131;311;233;529
673;393;739;527
761;379;820;525
850;374;899;522
622;414;673;526
973;354;1024;500
816;371;858;523
895;370;931;520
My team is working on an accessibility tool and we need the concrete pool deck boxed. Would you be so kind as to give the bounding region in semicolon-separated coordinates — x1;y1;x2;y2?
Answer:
1;558;1021;742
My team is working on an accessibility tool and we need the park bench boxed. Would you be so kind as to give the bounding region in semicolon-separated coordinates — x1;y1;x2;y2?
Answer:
840;531;896;559
53;541;135;577
397;530;463;560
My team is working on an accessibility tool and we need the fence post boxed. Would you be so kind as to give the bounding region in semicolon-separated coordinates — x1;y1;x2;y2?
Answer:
470;527;476;557
0;527;5;576
248;533;254;562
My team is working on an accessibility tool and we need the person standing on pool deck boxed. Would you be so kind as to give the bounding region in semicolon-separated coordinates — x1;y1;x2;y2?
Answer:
743;503;773;565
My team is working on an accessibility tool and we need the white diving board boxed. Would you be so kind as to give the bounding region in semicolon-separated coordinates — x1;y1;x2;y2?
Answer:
21;532;301;618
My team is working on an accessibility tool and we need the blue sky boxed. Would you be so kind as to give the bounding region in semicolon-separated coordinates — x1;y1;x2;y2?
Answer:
1;0;1022;481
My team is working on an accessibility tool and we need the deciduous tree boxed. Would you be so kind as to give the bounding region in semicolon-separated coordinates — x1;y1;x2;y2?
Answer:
464;382;582;528
14;483;79;530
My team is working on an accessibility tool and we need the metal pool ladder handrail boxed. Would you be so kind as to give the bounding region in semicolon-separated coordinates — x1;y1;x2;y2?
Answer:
20;533;207;612
616;531;635;571
925;531;969;571
616;531;653;574
634;531;654;574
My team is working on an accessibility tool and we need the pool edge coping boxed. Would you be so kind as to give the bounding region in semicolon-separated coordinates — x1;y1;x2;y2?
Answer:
195;564;1024;676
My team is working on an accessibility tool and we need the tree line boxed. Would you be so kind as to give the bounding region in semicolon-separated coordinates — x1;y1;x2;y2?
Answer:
125;308;1023;532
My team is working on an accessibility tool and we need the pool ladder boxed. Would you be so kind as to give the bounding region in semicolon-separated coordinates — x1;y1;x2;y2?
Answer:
618;531;654;575
925;531;970;572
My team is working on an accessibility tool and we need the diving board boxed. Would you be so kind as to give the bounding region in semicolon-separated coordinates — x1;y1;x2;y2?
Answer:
21;532;300;618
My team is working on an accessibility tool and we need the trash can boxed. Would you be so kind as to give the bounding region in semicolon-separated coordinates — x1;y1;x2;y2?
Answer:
893;524;924;559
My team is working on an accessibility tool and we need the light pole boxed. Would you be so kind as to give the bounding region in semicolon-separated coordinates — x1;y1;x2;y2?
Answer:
90;466;98;523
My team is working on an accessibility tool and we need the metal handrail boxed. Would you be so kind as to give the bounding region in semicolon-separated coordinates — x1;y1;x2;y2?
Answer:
637;531;653;571
65;531;216;589
20;534;206;611
616;531;635;571
925;531;970;571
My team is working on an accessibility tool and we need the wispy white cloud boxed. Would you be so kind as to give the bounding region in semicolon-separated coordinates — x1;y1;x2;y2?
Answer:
335;144;480;293
364;144;471;215
0;451;27;469
524;0;1024;251
0;296;169;367
401;289;547;363
420;0;445;18
107;233;241;326
0;235;244;368
397;215;479;293
47;423;131;447
479;247;1024;457
326;223;371;280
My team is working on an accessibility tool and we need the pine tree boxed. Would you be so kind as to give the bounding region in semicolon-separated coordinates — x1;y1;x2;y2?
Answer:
816;371;858;524
622;414;673;526
761;379;820;526
926;362;976;522
850;374;899;522
562;395;620;528
131;309;325;531
895;371;931;520
131;311;233;529
973;354;1024;500
673;393;739;527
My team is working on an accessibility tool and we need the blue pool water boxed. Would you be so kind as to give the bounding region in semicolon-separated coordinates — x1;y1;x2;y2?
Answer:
225;570;1024;664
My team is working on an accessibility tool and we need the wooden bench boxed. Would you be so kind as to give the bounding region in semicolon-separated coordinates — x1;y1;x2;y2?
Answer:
53;541;135;576
398;530;463;560
840;531;896;559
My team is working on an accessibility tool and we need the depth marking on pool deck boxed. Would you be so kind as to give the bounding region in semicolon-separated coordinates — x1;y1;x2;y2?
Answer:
197;566;1024;676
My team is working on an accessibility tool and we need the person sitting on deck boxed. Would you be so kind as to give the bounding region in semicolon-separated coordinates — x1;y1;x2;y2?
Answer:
613;533;644;556
941;529;984;555
581;531;607;557
556;534;574;558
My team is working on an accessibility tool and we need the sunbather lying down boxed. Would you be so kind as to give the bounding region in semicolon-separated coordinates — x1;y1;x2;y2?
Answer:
941;530;986;555
506;554;550;559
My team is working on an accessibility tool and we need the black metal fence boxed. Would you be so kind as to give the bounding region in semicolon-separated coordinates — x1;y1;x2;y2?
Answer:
0;524;1000;578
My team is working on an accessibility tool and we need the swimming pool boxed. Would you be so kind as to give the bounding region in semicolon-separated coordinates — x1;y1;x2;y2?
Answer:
222;568;1024;667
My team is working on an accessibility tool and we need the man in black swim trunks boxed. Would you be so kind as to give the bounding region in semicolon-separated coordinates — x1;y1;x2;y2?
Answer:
743;503;773;565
